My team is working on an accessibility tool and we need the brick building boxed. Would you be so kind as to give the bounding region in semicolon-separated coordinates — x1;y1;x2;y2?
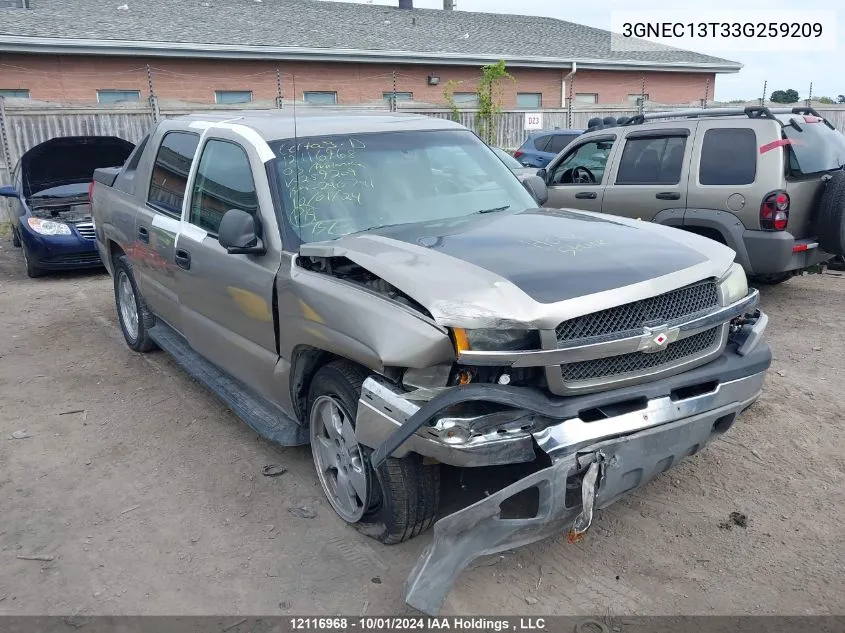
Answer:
0;0;741;108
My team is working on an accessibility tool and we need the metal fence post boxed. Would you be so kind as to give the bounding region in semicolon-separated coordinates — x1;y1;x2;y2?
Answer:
146;64;160;123
276;68;284;109
0;97;13;185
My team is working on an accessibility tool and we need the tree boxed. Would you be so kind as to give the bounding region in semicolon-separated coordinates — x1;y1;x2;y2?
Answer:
838;95;845;104
442;80;461;123
475;60;513;145
770;89;800;104
818;96;835;105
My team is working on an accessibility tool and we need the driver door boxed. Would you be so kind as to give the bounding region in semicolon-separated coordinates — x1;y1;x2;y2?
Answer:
544;135;617;212
176;132;284;404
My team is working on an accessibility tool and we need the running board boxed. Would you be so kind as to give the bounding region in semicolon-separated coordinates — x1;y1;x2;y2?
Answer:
148;321;309;446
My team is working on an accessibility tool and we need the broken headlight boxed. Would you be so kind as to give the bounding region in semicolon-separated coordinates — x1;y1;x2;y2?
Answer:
452;328;539;352
720;263;749;304
27;217;71;236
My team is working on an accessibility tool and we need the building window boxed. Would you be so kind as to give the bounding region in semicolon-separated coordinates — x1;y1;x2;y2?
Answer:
215;90;253;104
574;93;598;104
303;91;337;105
516;93;542;108
0;88;29;99
453;92;479;107
383;92;413;103
627;94;649;103
97;90;141;103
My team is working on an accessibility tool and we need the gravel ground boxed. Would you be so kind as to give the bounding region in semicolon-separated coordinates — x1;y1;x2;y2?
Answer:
1;239;843;617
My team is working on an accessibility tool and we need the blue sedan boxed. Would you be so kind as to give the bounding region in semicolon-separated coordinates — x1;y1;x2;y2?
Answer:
1;136;134;277
513;129;583;168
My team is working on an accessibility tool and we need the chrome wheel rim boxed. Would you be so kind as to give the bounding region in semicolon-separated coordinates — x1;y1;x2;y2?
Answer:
310;395;369;523
117;271;139;341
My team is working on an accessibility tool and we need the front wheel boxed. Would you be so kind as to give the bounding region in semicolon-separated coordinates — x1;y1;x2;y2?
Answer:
11;229;21;247
308;361;440;544
113;254;157;352
22;246;44;278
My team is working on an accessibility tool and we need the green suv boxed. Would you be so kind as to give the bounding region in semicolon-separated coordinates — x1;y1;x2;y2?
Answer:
539;106;845;284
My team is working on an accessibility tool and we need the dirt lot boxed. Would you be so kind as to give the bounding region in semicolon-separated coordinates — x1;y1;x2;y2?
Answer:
1;238;844;617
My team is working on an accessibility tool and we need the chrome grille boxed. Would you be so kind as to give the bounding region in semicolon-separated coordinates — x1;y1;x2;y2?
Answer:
560;327;720;383
556;280;719;345
74;222;96;240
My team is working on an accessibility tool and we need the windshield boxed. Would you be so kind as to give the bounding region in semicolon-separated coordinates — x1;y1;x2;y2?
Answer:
491;147;523;170
784;118;845;176
270;130;536;243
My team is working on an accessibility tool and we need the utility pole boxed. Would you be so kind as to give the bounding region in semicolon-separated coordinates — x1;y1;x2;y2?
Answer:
639;75;646;114
146;64;160;122
760;80;767;106
702;78;710;109
806;82;813;107
276;68;284;109
391;70;397;112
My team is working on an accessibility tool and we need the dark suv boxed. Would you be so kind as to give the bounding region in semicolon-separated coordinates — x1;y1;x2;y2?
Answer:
513;129;583;168
539;106;845;283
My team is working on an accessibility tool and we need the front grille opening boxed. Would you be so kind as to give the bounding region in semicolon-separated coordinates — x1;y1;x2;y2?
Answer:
556;279;719;345
671;380;719;401
579;396;648;422
499;485;540;519
561;327;719;383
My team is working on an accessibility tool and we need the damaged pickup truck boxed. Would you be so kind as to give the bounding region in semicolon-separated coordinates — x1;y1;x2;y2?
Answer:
90;111;771;614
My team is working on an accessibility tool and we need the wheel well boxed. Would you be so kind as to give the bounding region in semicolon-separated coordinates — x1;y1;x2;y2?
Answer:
290;347;340;424
108;240;126;264
680;226;728;245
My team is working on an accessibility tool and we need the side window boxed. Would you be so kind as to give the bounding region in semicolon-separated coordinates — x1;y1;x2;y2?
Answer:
616;135;687;185
547;134;577;155
533;136;551;152
549;139;614;185
147;132;200;217
700;128;757;185
189;140;259;235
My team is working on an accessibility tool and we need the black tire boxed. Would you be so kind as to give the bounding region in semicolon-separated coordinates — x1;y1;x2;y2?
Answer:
112;254;157;352
751;272;793;285
22;246;44;278
815;170;845;256
307;361;440;544
11;229;21;247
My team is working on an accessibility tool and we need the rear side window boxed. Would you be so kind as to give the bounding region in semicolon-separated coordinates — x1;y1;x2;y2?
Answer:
533;136;551;152
547;134;577;155
616;135;687;185
147;132;200;217
123;134;149;174
189;139;259;234
784;119;845;176
699;128;756;185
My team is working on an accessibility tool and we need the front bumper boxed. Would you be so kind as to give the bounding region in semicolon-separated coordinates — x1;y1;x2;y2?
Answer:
21;224;102;270
355;318;771;615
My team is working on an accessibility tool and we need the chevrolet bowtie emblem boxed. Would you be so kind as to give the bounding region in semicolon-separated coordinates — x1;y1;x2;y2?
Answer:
640;325;679;353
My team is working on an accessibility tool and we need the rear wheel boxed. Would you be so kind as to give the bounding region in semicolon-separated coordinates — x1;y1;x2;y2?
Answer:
308;361;440;544
22;246;44;278
113;254;156;352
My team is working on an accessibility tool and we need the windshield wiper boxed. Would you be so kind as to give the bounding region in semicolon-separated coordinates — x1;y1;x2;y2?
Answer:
474;205;510;214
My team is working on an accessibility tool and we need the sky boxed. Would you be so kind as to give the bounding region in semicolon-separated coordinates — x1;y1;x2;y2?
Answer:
321;0;842;102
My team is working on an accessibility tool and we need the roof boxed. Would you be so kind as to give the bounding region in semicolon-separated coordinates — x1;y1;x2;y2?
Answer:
0;0;741;72
171;108;465;140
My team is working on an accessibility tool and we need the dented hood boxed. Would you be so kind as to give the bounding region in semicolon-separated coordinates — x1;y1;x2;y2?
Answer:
299;208;735;329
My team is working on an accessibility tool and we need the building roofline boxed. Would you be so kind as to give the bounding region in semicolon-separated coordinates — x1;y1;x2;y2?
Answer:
0;36;743;73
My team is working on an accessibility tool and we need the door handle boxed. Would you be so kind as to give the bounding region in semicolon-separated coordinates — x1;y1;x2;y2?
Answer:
656;192;681;200
575;192;597;199
137;226;150;244
175;249;191;270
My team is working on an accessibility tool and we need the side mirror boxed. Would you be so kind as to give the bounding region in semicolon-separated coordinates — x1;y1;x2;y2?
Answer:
535;167;547;182
218;209;266;255
0;185;18;198
522;175;548;207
